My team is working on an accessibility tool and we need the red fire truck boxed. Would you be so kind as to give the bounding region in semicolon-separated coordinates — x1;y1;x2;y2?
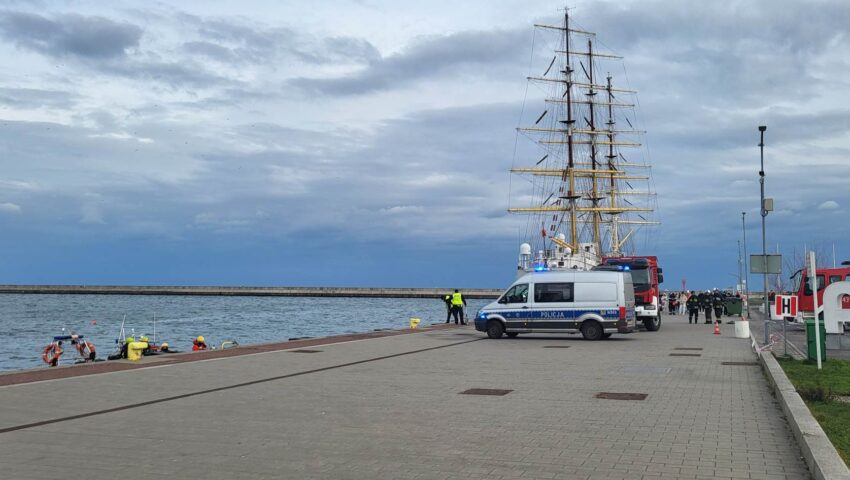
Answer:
598;256;664;331
788;265;850;323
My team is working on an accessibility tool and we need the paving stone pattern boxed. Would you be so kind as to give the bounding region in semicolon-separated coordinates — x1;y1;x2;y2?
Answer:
0;315;810;479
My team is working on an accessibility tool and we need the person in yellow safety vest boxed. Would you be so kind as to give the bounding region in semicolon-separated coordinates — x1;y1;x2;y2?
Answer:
450;289;467;325
443;294;453;323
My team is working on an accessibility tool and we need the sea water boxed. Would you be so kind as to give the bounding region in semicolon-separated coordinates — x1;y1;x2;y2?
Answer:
1;294;491;372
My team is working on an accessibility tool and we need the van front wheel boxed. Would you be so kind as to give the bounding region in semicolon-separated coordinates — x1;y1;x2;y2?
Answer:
581;321;603;341
486;321;504;339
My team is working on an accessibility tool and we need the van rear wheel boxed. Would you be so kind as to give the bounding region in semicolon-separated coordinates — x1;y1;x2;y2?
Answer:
581;321;603;341
643;316;661;332
486;320;504;339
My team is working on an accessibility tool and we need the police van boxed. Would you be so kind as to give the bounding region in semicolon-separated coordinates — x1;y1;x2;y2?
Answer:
474;270;636;340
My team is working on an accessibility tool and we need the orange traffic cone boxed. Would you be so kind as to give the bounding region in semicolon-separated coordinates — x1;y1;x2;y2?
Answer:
713;321;721;335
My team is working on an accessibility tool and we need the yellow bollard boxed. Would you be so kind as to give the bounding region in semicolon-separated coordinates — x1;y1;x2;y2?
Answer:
126;341;149;361
409;318;421;329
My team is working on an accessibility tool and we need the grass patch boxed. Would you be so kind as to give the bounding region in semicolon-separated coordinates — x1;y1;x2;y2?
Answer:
778;356;850;465
777;356;850;396
808;402;850;465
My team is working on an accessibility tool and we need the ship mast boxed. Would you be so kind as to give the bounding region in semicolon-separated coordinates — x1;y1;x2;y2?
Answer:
510;10;659;268
607;74;621;256
563;11;578;251
585;36;601;254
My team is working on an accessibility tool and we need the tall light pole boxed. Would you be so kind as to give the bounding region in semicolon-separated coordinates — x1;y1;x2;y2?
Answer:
737;240;743;294
742;211;750;318
759;125;768;345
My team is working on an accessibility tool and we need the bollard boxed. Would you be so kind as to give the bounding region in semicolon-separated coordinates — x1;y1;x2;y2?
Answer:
126;341;149;361
734;314;750;338
409;318;421;329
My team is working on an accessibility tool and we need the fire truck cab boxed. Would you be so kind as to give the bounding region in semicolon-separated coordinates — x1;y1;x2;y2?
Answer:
598;256;663;331
789;265;850;323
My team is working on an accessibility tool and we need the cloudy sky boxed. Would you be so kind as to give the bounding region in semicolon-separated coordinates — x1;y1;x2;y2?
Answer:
0;0;847;289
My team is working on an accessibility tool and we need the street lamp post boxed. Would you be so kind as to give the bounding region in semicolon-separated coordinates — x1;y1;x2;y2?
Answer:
742;212;750;318
759;125;768;345
737;240;743;295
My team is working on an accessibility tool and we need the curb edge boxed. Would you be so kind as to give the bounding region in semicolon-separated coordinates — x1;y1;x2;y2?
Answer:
752;332;850;480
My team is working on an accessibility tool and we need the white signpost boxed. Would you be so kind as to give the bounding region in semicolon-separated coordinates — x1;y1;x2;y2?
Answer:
771;295;798;320
809;251;822;370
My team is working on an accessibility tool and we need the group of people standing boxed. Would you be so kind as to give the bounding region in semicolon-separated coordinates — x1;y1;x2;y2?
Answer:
661;290;731;324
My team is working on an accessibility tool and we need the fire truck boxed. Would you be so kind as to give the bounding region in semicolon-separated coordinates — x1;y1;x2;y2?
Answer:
788;264;850;323
597;256;664;331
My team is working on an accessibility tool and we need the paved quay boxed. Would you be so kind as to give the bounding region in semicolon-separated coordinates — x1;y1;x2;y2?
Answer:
0;315;810;479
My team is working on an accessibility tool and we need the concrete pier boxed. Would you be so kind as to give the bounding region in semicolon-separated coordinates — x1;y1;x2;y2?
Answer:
0;315;811;479
0;284;503;298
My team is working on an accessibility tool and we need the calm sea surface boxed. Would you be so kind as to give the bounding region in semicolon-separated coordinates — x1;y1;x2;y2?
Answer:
1;294;491;372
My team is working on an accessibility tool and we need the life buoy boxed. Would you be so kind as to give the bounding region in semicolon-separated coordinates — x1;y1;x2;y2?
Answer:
42;343;63;367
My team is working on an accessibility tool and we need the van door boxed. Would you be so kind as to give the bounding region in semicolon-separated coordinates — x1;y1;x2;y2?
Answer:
530;282;575;332
498;283;531;332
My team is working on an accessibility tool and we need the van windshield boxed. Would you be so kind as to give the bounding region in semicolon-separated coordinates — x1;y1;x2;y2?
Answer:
500;284;528;304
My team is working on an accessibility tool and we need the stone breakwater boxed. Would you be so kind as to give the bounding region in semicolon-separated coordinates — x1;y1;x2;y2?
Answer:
0;285;503;299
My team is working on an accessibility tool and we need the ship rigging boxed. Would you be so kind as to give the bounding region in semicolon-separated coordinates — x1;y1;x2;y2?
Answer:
509;10;658;273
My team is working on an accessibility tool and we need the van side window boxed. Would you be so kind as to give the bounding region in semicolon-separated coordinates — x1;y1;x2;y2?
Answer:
533;283;574;303
500;284;529;304
803;275;825;296
574;282;617;302
830;275;842;285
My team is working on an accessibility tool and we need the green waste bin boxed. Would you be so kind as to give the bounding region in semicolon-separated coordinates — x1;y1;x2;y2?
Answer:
723;297;743;316
805;320;827;362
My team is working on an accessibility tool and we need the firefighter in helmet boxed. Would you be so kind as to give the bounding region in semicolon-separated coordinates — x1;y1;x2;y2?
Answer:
686;291;700;324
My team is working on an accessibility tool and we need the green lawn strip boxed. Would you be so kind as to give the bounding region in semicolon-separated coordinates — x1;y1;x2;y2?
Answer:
807;401;850;465
778;356;850;465
777;356;850;396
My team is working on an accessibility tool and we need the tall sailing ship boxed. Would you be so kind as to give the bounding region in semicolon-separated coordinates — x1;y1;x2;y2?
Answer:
510;10;658;274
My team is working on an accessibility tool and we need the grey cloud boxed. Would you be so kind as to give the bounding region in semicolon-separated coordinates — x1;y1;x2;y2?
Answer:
183;40;237;62
0;11;142;59
583;0;850;56
178;13;379;66
288;28;528;95
643;105;850;159
0;11;225;89
101;58;229;88
319;36;380;64
0;87;75;108
566;0;850;108
151;102;521;242
193;16;276;51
